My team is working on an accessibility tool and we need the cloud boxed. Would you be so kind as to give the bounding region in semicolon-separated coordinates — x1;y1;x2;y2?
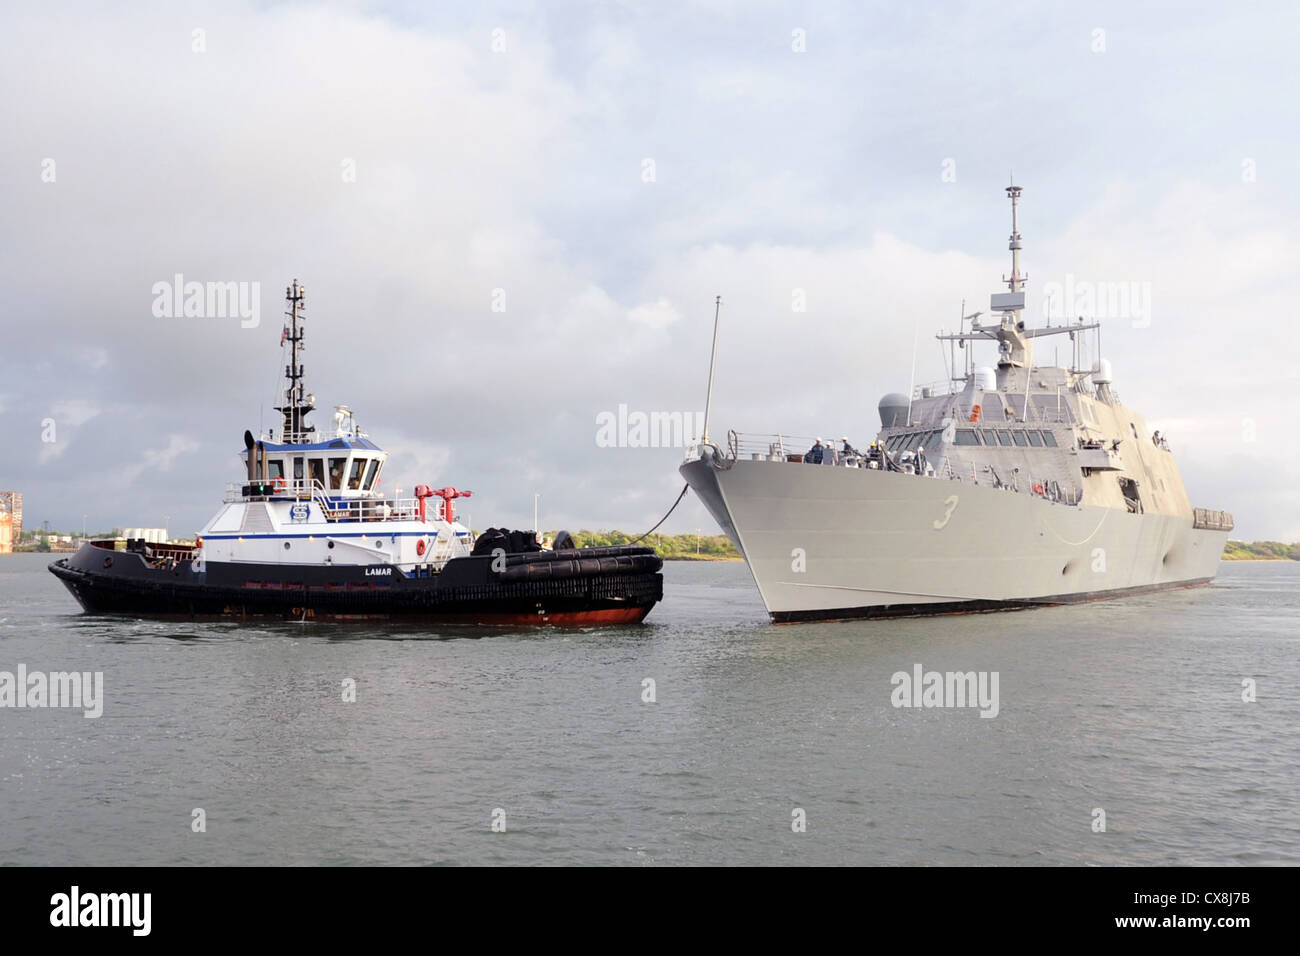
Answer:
627;298;682;328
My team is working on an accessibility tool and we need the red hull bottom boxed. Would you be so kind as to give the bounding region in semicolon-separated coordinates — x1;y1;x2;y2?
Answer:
414;605;654;627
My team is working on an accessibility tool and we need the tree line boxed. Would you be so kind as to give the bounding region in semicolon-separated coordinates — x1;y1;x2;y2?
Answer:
560;530;739;560
1222;540;1300;561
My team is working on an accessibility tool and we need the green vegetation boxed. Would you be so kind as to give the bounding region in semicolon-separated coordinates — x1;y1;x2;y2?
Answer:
558;530;740;560
1222;540;1300;561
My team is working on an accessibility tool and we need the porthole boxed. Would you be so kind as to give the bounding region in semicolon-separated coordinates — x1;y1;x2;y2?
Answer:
327;541;335;550
284;541;291;550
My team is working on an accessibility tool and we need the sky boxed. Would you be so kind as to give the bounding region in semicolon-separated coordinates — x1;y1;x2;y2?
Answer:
2;0;1298;540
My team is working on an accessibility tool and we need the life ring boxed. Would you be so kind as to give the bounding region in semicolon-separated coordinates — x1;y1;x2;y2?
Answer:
416;539;426;557
969;404;982;422
1033;483;1045;495
272;477;286;493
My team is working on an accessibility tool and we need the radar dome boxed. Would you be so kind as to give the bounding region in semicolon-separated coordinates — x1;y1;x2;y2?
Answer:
974;366;997;391
1093;358;1113;385
878;393;910;428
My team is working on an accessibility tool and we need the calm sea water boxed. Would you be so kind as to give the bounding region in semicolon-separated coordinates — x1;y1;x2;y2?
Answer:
1;552;1296;866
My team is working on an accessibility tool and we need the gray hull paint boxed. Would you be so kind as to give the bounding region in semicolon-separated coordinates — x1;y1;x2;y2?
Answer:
681;457;1227;622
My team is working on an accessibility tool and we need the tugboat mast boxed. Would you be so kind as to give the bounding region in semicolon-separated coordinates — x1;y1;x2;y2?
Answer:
275;279;315;443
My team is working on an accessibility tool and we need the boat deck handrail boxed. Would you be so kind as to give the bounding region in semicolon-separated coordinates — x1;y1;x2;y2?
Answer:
223;480;429;523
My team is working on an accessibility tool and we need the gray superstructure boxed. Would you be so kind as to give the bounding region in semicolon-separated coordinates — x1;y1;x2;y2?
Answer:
681;185;1233;623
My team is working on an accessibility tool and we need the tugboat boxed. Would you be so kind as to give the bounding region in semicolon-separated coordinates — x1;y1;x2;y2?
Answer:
681;184;1233;623
50;281;662;625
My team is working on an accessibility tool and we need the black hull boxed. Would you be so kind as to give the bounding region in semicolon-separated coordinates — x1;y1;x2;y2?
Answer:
769;577;1214;624
49;543;663;626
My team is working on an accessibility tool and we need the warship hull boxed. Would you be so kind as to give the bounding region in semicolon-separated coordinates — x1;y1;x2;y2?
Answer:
682;457;1227;623
50;542;663;626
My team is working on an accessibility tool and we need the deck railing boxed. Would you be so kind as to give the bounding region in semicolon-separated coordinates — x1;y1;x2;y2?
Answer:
223;480;427;523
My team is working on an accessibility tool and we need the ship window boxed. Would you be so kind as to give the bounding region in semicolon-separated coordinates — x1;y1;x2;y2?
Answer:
309;458;324;488
267;459;285;479
980;429;996;445
1011;430;1028;446
954;428;979;446
293;457;304;480
997;429;1012;446
328;457;347;490
1027;430;1044;447
348;458;366;490
1041;431;1058;447
363;459;380;490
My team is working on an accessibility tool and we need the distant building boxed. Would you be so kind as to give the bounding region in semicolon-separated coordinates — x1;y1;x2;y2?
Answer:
0;512;12;554
121;528;169;544
0;492;20;542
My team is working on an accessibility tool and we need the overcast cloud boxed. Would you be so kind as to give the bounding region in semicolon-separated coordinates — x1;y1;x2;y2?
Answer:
2;1;1297;540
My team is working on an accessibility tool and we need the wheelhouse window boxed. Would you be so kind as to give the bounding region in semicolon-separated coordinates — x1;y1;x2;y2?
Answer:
293;457;304;480
348;458;366;490
309;458;325;488
328;457;347;490
363;459;381;490
997;430;1012;446
1011;430;1028;446
981;429;998;445
1041;431;1058;447
954;428;979;446
267;459;285;480
1027;430;1044;447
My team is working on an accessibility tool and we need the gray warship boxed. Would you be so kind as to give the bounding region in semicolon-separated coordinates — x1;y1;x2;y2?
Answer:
681;184;1233;623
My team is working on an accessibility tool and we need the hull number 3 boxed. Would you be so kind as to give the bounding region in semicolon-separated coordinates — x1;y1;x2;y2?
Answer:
933;495;959;530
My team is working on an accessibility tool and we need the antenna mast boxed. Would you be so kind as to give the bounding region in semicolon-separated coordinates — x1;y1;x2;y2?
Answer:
1005;181;1025;293
700;295;723;443
276;279;315;444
